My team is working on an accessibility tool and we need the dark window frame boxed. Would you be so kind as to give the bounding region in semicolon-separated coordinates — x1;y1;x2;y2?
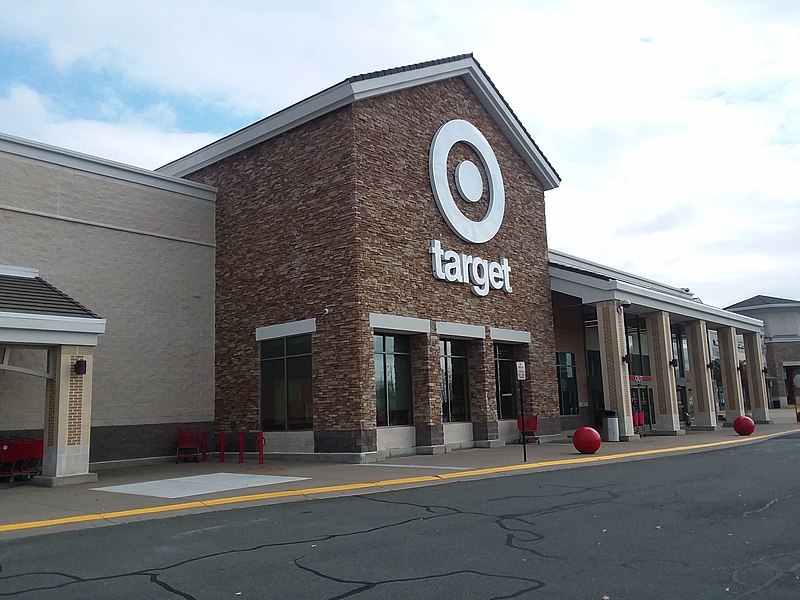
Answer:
556;351;579;416
374;333;413;427
259;334;313;431
440;339;470;423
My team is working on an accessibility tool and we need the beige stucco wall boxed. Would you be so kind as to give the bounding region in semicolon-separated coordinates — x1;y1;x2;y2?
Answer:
0;149;215;428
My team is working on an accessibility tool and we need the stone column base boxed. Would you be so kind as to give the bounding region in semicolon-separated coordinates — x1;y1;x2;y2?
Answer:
314;430;377;453
648;429;686;436
416;445;446;455
619;434;642;442
474;439;505;448
751;408;770;424
472;420;499;442
692;425;721;431
415;424;444;447
32;472;98;487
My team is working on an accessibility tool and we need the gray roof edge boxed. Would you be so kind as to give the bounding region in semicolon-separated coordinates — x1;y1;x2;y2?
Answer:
549;249;693;300
0;132;217;201
157;82;356;177
729;302;800;312
156;55;560;189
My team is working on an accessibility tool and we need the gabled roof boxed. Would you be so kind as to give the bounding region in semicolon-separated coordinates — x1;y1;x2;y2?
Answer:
0;266;105;346
157;54;561;190
726;295;800;311
0;273;100;319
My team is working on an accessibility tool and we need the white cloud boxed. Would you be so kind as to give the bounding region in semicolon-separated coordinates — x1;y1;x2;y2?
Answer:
0;0;798;305
0;85;217;169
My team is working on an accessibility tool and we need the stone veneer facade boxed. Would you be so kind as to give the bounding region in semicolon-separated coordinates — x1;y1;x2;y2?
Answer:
188;77;558;453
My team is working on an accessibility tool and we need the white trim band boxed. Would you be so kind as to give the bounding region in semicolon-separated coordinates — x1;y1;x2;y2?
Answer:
435;321;486;339
490;327;531;344
0;265;38;278
255;318;316;341
369;313;431;334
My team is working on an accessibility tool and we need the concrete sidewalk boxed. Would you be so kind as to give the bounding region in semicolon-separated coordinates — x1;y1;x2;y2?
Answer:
1;409;797;539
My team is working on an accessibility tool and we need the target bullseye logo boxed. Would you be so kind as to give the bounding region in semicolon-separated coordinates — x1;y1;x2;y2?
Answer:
429;119;505;244
427;119;512;296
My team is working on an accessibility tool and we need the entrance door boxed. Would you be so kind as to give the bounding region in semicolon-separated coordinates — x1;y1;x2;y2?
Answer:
495;359;518;420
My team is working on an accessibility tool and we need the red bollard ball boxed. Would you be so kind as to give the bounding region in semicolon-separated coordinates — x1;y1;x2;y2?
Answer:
573;426;602;454
733;416;755;436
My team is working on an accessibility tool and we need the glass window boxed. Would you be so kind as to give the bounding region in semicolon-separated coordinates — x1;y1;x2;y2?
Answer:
556;352;579;416
494;343;518;419
374;334;413;426
260;334;312;431
440;340;470;423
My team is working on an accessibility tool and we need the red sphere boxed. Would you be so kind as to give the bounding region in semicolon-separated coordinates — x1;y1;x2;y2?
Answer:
733;416;756;436
573;426;602;454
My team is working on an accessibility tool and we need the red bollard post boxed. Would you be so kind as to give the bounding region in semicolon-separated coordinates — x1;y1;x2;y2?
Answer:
219;430;225;463
258;431;265;465
238;429;245;464
201;431;207;462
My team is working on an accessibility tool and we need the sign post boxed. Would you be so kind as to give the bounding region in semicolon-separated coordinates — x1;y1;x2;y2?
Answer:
516;361;527;462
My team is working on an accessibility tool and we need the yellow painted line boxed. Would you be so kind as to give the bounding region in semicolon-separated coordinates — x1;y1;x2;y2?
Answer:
0;429;794;534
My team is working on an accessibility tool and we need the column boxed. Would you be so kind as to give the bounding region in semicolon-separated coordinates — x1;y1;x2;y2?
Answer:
469;337;502;447
684;320;719;430
411;332;444;454
596;300;635;440
645;311;682;435
743;331;770;423
717;326;746;423
38;346;98;486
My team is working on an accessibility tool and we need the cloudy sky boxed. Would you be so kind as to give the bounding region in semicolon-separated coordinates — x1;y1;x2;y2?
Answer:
1;0;798;308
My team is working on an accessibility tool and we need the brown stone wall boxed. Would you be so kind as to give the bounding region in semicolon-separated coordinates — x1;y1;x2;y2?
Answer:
187;107;367;440
188;75;559;451
353;78;558;423
552;291;590;429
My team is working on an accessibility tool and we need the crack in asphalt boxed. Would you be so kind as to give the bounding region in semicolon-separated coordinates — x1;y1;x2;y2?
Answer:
292;553;546;600
725;550;800;599
0;503;467;598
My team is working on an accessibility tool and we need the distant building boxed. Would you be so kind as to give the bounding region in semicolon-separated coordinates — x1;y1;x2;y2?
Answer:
727;296;800;408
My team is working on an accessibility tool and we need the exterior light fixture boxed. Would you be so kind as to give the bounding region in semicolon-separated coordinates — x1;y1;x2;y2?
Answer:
74;359;87;375
621;354;629;364
706;362;714;370
669;358;679;368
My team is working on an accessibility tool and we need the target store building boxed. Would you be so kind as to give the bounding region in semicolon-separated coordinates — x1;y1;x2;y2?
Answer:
157;54;561;456
1;54;770;482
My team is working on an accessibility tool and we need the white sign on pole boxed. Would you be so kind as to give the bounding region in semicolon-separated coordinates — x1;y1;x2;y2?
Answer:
516;361;526;381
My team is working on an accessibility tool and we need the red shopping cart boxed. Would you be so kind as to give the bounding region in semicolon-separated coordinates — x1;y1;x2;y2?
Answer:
517;415;541;445
0;438;43;482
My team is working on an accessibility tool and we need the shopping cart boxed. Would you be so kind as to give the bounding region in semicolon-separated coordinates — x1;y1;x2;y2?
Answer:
0;438;43;482
516;415;541;444
176;426;201;463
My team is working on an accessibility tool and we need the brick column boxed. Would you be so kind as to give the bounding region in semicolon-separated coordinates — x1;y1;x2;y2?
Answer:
743;331;770;423
470;337;501;447
645;311;682;435
412;332;444;453
39;346;97;486
684;320;719;430
717;326;746;423
596;301;635;440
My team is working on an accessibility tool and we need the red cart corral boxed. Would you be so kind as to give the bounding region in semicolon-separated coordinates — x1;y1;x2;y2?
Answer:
0;438;43;482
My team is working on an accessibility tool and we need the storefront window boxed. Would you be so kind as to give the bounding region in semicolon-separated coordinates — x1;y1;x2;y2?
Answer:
440;339;470;422
556;352;579;415
494;343;518;419
374;334;412;426
260;334;312;431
